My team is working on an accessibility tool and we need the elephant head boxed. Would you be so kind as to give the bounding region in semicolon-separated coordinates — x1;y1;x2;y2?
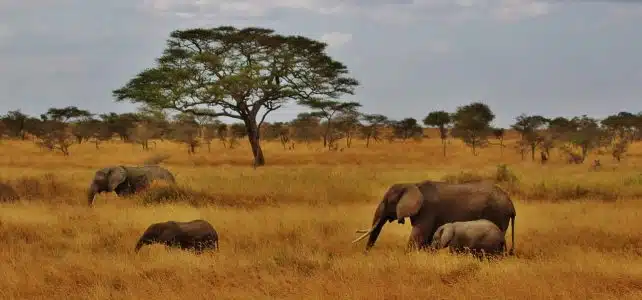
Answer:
87;166;127;206
430;223;454;249
351;183;424;250
134;222;174;252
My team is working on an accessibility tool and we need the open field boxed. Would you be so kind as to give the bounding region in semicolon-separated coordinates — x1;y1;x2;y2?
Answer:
1;137;642;299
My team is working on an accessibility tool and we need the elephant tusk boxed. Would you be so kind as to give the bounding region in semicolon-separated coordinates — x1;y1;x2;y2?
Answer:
351;227;375;244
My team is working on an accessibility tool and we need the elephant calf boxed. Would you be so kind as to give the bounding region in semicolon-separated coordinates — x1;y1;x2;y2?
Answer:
431;219;506;258
135;219;219;254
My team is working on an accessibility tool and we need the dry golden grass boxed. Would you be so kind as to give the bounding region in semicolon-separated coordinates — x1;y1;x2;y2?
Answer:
1;137;642;299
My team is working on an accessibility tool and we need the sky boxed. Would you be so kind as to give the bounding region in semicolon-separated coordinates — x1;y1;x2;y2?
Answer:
0;0;641;128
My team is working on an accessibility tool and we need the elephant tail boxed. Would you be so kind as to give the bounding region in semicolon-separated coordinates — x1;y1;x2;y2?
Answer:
509;213;516;256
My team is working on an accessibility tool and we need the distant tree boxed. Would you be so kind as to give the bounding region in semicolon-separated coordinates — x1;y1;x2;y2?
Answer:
0;120;6;139
290;113;321;144
112;26;359;167
491;127;505;157
568;115;603;161
511;114;549;161
214;123;229;148
360;114;388;148
170;113;201;154
393;118;423;140
228;123;246;149
98;112;144;142
44;106;92;123
33;119;74;156
200;122;219;152
263;122;291;150
423;111;452;156
333;110;361;148
601;112;638;143
450;102;495;156
1;110;30;139
128;121;158;151
302;98;361;148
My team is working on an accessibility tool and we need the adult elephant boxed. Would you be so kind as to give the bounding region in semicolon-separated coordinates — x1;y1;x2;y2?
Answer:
352;180;516;254
87;165;176;206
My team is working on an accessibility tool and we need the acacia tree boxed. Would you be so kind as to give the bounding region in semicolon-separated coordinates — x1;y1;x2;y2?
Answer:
290;113;321;144
393;118;423;140
511;114;549;161
423;110;451;156
360;114;388;147
302;99;361;148
451;102;495;156
112;26;359;167
492;128;505;157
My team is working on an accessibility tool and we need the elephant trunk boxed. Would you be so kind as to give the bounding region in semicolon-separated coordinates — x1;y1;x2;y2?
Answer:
134;239;145;252
87;183;99;207
352;201;387;251
365;219;386;250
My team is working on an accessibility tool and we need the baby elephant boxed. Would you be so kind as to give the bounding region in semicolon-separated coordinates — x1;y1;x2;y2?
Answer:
431;219;506;258
134;219;219;254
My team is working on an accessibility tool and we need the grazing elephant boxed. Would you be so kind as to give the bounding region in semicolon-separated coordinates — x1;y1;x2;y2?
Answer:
431;219;506;258
134;219;219;254
352;180;516;254
87;165;176;206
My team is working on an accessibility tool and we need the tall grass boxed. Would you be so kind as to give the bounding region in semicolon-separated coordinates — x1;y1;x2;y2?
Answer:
1;136;641;299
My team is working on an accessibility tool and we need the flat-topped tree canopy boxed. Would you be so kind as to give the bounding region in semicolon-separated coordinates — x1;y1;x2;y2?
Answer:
112;26;359;167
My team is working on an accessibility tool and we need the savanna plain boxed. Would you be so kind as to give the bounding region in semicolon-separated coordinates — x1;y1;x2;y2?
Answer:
1;135;642;300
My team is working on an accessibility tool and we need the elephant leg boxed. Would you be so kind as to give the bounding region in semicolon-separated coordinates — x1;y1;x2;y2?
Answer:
405;226;426;252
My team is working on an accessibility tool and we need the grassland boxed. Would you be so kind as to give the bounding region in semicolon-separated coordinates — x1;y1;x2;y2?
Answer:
1;135;642;300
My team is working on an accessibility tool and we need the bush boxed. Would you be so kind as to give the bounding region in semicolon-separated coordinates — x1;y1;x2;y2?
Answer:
441;171;486;184
0;181;19;202
135;181;282;208
2;173;74;202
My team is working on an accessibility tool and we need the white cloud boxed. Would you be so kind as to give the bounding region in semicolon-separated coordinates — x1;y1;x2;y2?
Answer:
493;0;551;22
320;32;353;48
140;0;556;23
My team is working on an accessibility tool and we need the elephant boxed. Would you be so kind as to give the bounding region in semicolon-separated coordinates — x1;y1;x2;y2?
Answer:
87;165;176;206
430;219;506;258
134;219;219;254
351;180;516;254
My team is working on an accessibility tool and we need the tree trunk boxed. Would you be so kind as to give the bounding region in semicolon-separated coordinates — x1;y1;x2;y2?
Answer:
531;144;536;161
441;138;446;156
244;119;266;167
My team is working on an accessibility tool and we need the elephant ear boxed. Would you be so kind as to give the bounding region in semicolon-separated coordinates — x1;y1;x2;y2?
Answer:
396;184;424;219
107;166;127;191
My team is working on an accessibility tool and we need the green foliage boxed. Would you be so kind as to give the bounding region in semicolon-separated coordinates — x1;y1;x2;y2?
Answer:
112;26;359;166
511;114;549;161
392;118;423;140
451;102;495;155
423;110;451;140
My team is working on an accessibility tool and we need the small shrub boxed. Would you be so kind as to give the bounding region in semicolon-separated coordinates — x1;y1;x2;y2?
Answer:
8;173;74;201
441;171;485;184
494;164;518;184
136;181;280;208
521;181;620;202
0;181;19;202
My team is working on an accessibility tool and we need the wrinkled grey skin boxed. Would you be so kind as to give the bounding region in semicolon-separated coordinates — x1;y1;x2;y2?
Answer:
87;165;176;206
431;219;506;258
134;219;219;254
352;180;516;254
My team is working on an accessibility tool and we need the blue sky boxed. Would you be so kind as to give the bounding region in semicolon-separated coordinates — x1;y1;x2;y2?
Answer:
0;0;641;127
